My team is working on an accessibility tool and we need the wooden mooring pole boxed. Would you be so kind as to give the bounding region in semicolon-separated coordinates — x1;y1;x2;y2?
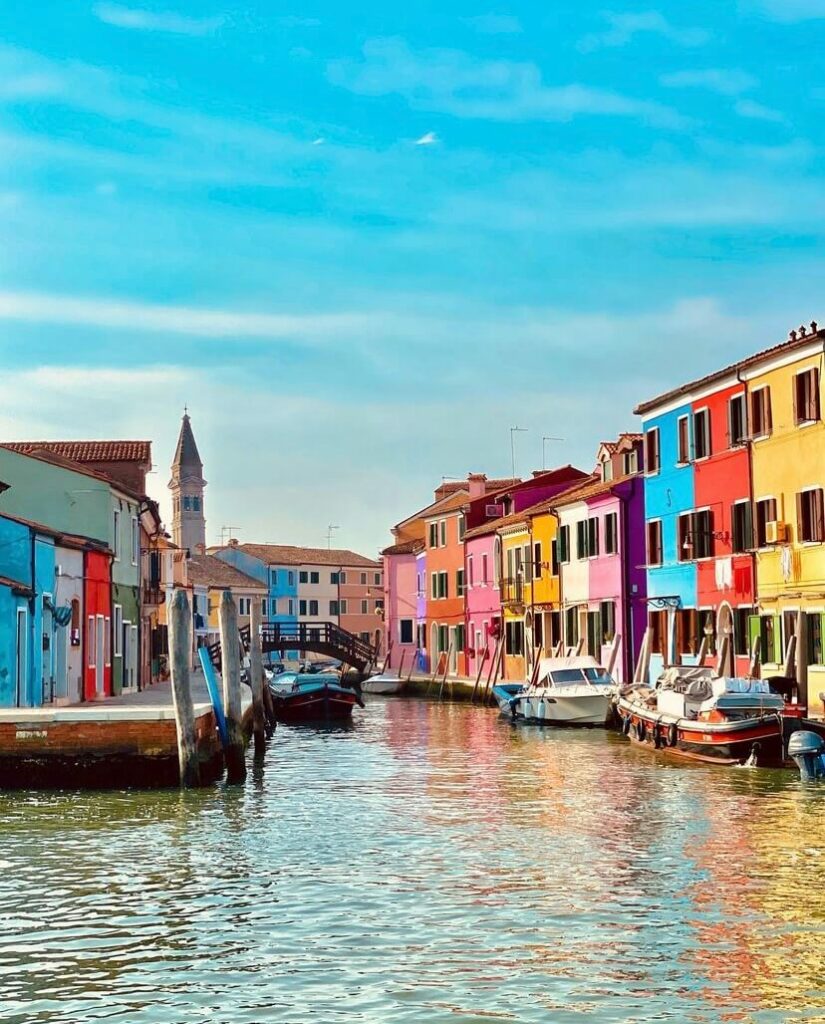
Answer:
169;588;201;787
249;600;266;756
219;590;247;784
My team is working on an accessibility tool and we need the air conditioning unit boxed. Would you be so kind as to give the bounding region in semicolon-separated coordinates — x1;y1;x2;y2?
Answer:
765;521;788;544
485;503;504;517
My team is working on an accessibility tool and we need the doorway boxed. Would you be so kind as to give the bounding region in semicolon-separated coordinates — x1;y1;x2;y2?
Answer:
15;608;27;707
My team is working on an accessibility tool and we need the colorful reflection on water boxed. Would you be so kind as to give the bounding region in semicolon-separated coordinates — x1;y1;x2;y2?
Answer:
0;699;823;1023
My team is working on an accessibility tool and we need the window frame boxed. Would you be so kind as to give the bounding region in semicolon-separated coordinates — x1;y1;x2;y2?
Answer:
645;427;661;475
647;519;663;567
676;414;691;465
693;407;711;461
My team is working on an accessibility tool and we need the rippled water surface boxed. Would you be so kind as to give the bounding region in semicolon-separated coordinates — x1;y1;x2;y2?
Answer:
2;699;825;1023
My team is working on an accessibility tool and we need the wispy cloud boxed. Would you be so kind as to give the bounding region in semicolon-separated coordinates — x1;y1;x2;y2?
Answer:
733;98;787;122
465;14;523;35
328;37;688;129
748;0;825;20
92;3;223;36
660;68;757;96
415;131;438;146
0;291;377;341
578;11;708;52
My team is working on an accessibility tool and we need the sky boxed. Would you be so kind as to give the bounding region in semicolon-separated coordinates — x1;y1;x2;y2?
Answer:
0;1;823;555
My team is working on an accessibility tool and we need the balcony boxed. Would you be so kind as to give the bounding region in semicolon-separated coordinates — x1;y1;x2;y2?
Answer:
142;583;166;607
500;576;525;607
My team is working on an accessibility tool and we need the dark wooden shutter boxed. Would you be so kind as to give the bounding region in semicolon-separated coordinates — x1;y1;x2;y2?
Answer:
796;491;805;542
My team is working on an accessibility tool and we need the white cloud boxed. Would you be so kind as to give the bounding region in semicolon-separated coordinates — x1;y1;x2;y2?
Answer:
92;3;223;36
748;0;825;20
733;98;787;123
311;136;325;145
0;291;378;341
329;37;688;129
660;68;757;96
465;14;523;35
415;131;438;145
578;11;708;52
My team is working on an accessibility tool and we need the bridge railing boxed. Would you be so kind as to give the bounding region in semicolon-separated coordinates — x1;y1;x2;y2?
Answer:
209;621;378;672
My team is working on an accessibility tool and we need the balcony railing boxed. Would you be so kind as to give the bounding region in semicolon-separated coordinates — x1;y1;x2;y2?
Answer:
500;576;525;606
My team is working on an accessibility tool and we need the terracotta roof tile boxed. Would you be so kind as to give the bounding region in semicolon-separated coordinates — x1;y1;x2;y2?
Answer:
381;539;424;556
186;554;266;590
423;491;471;518
3;440;151;463
212;543;381;568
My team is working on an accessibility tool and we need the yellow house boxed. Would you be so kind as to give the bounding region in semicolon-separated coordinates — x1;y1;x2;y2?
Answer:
498;515;530;680
743;324;825;712
525;500;564;655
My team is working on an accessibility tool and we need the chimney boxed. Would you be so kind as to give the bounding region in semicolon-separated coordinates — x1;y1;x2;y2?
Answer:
467;473;487;499
228;538;239;547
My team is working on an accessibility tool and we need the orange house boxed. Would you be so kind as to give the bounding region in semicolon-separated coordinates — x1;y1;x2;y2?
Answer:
424;491;468;676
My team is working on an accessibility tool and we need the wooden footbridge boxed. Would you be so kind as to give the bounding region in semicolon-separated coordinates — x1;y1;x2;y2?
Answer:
208;621;378;676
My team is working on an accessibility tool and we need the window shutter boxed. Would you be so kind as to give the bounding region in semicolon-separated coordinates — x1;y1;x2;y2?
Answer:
814;369;822;421
816;489;825;542
744;501;753;550
797;491;805;542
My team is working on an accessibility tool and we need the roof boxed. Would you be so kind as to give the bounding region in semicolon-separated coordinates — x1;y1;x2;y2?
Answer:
211;543;381;568
0;574;33;596
423;490;471;518
381;539;424;556
186;554;267;591
634;323;824;416
478;465;586;504
173;414;202;469
2;441;151;464
0;444;144;501
0;509;112;552
546;474;636;510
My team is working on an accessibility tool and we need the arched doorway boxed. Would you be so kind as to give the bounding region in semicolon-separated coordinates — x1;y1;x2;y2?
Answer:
716;602;734;676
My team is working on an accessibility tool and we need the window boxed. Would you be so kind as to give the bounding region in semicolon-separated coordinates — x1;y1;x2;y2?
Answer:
600;600;616;642
751;387;772;438
299;571;308;584
431;573;438;599
428;523;438;547
677;415;690;464
550;538;559;576
693;409;710;460
645;428;660;474
694;509;714;559
113;509;121;560
331;572;339;585
623;449;639;475
732;501;753;553
340;599;348;614
587;517;599;557
439;521;447;547
558;525;570;564
288;571;295;586
131;517;139;565
602;459;613;483
360;572;368;586
456;568;465;596
734;606;755;657
604;513;618;555
400;619;414;644
807;612;823;666
374;572;382;586
755;497;777;547
505;620;524;656
238;597;251;616
798;488;825;542
676;608;699;657
533;542;542;578
339;572;347;584
650;610;666;655
262;599;267;616
309;600;319;616
310;571;319;584
360;599;368;615
458;516;466;541
678;513;693;562
287;599;294;616
330;600;340;616
586;611;601;657
576;521;587;560
104;616;111;667
455;623;466;654
113;604;123;657
439;572;448;599
299;600;307;616
468;556;474;587
728;394;747;446
564;606;579;646
192;497;201;512
794;367;820;424
759;615;778;665
494;539;502;585
482;553;489;584
271;598;278;616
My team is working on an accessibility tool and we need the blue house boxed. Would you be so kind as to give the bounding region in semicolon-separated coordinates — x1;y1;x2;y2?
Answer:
211;542;300;661
0;513;59;707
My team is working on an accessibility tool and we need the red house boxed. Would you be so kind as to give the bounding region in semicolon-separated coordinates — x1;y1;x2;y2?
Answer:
84;549;113;700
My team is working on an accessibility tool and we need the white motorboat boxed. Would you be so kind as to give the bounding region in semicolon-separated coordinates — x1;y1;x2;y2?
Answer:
493;656;616;726
361;671;408;696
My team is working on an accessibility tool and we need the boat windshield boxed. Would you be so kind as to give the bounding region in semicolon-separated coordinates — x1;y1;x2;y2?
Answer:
548;669;589;686
583;668;613;686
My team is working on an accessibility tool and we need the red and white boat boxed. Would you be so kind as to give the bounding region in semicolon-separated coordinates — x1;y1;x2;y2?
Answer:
615;668;825;768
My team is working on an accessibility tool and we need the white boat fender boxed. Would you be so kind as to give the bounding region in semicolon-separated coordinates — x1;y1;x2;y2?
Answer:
667;722;678;747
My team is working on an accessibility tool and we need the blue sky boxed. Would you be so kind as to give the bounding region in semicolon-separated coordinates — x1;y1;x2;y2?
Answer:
0;1;823;553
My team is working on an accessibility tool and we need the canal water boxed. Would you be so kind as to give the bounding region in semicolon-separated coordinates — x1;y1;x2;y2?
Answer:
1;699;824;1024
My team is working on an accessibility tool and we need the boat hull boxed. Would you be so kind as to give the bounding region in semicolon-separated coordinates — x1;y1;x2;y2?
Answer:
492;684;612;726
361;675;407;696
270;682;359;724
615;696;825;767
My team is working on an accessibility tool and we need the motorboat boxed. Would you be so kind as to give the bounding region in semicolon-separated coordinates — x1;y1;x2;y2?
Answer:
492;656;617;726
361;671;408;696
615;667;825;767
268;671;364;724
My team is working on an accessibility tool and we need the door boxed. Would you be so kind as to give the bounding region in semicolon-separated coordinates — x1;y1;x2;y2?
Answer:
123;622;132;689
54;623;68;701
95;614;105;696
16;608;27;707
41;596;54;704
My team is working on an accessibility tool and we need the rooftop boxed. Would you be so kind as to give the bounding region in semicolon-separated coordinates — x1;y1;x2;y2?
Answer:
185;554;267;591
381;538;424;556
2;440;152;464
212;543;381;568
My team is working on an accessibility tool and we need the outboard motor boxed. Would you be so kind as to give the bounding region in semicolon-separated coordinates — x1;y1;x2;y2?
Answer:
788;731;825;781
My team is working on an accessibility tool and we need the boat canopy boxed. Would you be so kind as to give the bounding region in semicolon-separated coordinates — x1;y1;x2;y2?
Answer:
535;656;614;688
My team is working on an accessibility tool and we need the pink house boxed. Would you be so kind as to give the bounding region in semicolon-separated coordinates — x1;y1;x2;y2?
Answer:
465;527;502;682
382;539;423;672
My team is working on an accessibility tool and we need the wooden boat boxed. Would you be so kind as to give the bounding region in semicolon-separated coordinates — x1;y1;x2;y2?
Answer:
361;671;407;696
615;667;825;767
268;672;364;724
492;656;617;726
